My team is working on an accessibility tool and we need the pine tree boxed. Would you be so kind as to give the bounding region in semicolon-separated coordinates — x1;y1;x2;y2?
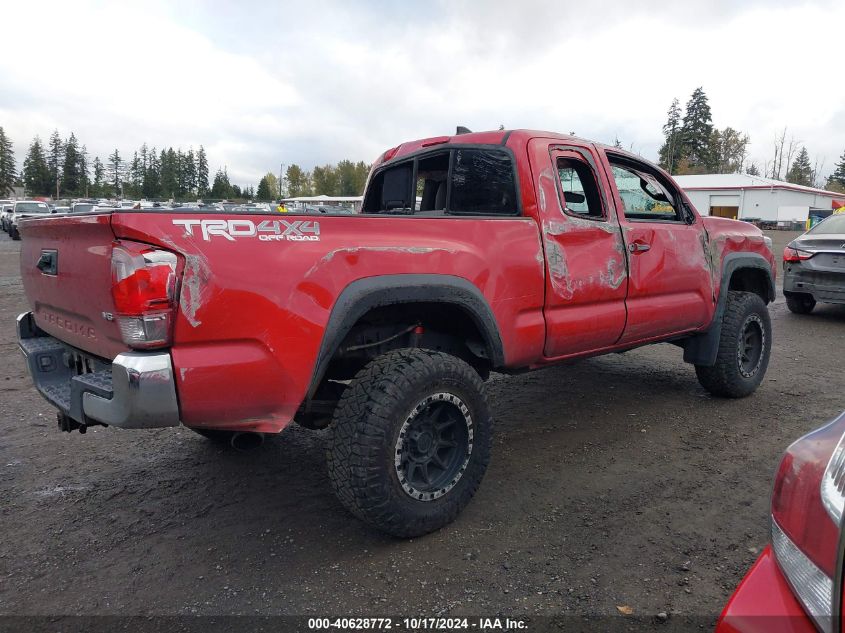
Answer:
211;168;231;198
91;157;105;197
679;88;713;172
256;174;274;201
144;147;160;199
62;133;82;195
828;150;845;191
159;148;178;198
47;130;64;197
0;127;17;196
658;98;682;174
184;148;197;196
128;152;143;198
196;146;209;196
107;149;123;197
78;145;90;197
746;163;761;177
22;136;50;196
786;147;814;187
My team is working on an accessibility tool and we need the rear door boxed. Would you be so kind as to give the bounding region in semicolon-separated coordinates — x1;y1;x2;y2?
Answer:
19;212;129;359
529;139;629;358
601;152;714;343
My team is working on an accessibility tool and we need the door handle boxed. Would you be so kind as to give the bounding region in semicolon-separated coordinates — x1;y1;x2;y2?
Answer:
628;242;651;253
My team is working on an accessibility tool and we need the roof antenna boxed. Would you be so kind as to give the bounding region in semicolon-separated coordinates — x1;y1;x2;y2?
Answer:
456;126;472;135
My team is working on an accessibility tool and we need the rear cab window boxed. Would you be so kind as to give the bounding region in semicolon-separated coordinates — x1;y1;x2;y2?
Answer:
363;147;519;216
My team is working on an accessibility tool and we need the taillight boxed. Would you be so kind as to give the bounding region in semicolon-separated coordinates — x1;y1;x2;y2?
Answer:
771;412;845;633
783;246;814;262
111;240;179;349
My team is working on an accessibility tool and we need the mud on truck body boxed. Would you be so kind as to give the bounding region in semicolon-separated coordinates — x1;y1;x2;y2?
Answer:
17;129;776;536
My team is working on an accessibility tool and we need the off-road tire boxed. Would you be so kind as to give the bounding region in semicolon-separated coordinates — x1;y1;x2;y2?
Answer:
695;291;771;398
190;428;236;444
327;348;492;538
785;293;816;314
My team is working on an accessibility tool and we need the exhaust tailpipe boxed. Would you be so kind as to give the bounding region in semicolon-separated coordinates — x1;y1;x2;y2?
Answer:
230;432;265;451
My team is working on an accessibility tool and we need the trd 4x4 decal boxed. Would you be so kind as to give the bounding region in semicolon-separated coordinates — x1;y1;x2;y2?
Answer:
172;219;320;242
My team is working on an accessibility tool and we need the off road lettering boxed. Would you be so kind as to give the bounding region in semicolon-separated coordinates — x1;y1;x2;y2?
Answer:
172;219;320;242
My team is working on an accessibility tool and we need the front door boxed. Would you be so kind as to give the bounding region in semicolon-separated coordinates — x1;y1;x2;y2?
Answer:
602;153;714;344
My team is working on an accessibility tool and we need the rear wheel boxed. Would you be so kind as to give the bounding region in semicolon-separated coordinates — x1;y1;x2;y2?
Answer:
327;348;492;538
10;227;20;241
695;291;771;398
785;293;816;314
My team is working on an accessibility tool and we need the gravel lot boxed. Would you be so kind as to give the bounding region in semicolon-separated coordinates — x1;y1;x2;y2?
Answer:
1;228;844;630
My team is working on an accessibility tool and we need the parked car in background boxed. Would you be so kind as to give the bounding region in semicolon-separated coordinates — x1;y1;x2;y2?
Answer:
231;203;272;213
8;201;51;240
53;206;71;214
783;214;845;314
70;202;98;214
717;410;845;633
1;202;14;232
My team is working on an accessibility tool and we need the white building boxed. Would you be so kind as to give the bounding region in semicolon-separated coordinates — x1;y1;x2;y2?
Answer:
674;174;845;225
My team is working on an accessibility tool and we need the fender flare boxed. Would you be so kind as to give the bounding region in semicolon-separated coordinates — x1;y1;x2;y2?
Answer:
682;252;775;367
307;274;505;399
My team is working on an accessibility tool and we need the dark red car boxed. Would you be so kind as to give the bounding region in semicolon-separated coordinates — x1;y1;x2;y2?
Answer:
718;411;845;633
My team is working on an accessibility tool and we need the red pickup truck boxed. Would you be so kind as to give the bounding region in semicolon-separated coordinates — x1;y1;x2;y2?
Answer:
16;129;775;536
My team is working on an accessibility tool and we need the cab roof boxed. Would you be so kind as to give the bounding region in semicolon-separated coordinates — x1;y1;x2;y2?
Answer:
379;129;646;166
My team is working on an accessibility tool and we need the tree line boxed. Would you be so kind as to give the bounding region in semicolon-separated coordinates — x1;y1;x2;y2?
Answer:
657;87;844;192
2;115;844;200
0;128;371;201
255;160;370;201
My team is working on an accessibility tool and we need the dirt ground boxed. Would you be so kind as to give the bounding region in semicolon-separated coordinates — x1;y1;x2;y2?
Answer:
1;228;844;630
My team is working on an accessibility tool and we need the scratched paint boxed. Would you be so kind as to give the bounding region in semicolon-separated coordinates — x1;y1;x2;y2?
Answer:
303;246;456;279
543;238;575;300
180;253;212;327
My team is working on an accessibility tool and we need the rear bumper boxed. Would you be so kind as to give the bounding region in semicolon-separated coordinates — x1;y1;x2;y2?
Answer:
783;265;845;304
716;546;817;633
17;311;180;429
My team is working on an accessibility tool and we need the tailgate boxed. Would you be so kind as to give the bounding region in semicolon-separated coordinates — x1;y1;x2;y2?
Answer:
19;212;128;359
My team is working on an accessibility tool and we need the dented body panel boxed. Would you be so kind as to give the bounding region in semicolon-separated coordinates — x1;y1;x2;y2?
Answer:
109;212;546;431
17;129;775;434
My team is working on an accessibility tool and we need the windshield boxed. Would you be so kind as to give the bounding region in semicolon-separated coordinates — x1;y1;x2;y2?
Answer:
16;202;50;214
810;214;845;235
72;204;96;213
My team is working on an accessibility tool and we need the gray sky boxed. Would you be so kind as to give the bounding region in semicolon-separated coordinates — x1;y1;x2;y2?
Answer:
2;0;843;186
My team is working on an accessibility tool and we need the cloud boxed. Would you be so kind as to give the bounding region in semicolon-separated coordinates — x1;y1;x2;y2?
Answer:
1;0;843;186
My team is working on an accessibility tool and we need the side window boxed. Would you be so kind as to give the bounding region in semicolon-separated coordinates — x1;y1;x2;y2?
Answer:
416;152;450;213
362;163;413;212
449;149;517;215
557;158;604;219
609;163;681;221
